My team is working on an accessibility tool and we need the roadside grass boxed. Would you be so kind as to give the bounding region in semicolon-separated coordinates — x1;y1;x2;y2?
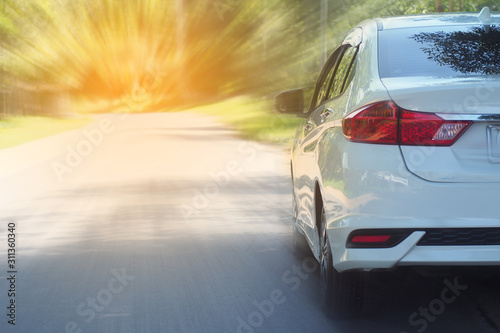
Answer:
192;97;303;146
0;115;91;149
0;97;303;150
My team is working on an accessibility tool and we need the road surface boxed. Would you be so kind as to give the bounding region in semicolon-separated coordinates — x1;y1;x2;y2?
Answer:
1;111;499;333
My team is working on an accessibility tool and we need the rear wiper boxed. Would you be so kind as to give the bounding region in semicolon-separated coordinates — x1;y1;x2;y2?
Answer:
478;7;492;33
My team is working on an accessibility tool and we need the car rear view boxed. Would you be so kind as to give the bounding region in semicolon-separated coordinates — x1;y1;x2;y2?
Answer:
278;8;500;319
336;12;500;270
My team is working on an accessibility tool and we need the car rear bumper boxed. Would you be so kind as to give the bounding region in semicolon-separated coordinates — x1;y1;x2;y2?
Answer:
328;216;500;272
319;140;500;272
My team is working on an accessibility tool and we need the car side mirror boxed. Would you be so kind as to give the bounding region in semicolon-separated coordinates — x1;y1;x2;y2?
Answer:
275;89;306;117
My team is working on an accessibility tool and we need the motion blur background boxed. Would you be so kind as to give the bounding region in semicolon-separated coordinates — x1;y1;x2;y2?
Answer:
2;3;500;332
0;0;499;125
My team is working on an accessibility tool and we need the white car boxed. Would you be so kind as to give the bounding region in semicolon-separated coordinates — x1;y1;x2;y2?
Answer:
275;8;500;317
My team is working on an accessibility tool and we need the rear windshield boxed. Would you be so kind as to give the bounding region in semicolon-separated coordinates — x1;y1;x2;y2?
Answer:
378;25;500;78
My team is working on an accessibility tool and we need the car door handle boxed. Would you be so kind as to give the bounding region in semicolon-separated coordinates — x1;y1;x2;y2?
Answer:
321;108;334;120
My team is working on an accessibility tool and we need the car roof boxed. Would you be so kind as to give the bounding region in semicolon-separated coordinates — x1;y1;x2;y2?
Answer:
376;11;500;30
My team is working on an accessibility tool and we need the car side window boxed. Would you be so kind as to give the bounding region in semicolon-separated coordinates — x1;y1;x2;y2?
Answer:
315;66;336;108
328;46;358;99
309;48;343;111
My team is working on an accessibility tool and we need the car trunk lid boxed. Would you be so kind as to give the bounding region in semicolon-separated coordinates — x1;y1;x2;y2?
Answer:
382;76;500;183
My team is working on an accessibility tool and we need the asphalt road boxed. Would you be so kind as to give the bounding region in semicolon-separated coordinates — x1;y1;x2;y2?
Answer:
1;112;500;333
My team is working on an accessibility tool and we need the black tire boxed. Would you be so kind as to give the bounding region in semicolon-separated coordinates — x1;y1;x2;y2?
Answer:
319;207;364;318
293;223;311;258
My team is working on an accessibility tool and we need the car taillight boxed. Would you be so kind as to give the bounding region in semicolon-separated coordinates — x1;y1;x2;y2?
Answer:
342;101;471;146
342;102;398;144
400;110;470;146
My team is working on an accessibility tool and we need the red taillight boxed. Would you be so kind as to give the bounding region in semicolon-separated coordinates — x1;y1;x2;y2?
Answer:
342;101;471;146
342;102;398;144
350;235;391;243
400;110;470;146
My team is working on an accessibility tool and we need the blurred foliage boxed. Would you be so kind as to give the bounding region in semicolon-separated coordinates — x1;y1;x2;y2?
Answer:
411;26;500;75
0;0;498;112
0;115;91;149
192;97;303;145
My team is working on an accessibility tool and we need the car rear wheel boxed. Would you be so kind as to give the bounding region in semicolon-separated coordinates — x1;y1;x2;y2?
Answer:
293;223;311;258
319;207;364;318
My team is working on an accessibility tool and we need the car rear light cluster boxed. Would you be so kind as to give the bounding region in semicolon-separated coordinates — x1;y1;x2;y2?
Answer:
342;101;471;146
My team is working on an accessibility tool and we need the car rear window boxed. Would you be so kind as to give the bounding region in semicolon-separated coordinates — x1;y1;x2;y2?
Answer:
378;25;500;78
